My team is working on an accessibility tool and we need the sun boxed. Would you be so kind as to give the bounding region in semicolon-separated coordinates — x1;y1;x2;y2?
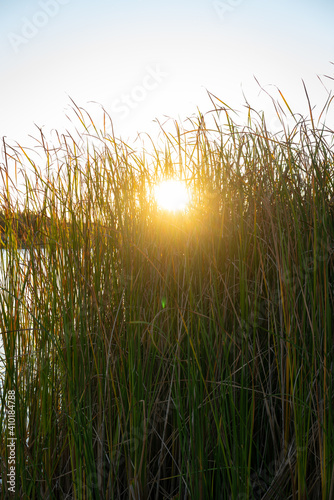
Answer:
154;180;190;212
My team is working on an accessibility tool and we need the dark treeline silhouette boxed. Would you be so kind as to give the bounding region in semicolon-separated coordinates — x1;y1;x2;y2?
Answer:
0;210;50;247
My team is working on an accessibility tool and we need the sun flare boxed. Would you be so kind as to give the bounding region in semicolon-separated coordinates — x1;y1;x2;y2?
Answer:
154;180;190;212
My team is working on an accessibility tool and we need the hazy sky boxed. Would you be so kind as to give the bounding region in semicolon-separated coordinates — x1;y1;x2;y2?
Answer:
1;0;333;148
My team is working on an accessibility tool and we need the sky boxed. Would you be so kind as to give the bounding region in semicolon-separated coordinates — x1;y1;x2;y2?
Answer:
0;0;334;152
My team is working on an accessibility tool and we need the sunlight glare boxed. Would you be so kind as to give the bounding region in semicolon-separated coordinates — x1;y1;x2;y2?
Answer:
154;180;190;212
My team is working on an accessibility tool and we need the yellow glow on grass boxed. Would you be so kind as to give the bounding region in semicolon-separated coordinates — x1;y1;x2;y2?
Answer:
154;180;190;212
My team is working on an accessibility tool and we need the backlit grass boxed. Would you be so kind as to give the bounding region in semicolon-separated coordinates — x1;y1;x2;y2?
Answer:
0;93;334;499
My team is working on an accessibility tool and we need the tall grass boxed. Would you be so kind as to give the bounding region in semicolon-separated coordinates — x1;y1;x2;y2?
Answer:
0;93;334;499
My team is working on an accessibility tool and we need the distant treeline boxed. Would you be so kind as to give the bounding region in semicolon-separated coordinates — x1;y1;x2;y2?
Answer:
0;210;106;248
0;210;50;246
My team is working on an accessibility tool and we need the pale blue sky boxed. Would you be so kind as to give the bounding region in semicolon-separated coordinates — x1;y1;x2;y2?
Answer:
1;0;333;148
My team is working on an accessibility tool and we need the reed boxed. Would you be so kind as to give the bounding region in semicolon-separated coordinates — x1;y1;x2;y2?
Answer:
0;93;333;499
